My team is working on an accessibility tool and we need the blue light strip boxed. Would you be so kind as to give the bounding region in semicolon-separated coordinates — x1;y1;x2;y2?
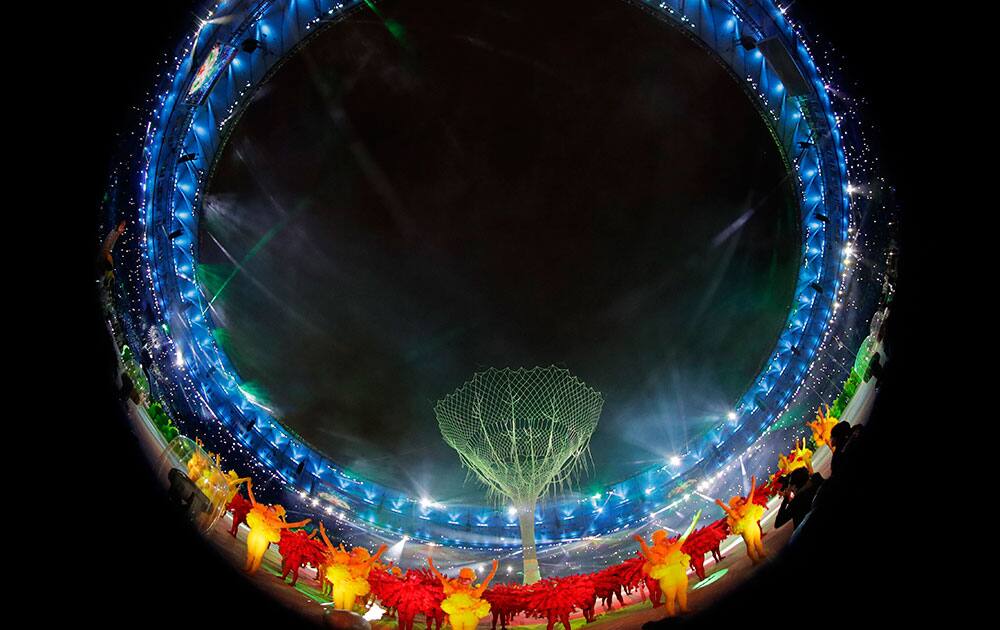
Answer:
120;0;850;546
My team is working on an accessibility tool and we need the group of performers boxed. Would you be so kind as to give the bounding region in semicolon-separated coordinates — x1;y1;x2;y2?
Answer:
204;407;837;627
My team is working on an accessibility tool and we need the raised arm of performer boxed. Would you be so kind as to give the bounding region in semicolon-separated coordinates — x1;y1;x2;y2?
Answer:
318;521;338;553
368;544;389;566
746;476;757;506
245;479;258;506
714;498;736;518
427;557;451;591
228;475;251;487
474;560;499;596
427;558;444;580
632;534;654;561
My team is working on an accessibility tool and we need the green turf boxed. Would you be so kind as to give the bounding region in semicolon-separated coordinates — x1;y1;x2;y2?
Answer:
691;568;728;590
260;562;330;605
511;601;656;630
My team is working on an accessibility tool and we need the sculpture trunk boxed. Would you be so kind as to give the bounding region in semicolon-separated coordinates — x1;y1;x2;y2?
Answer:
518;502;541;584
435;367;604;586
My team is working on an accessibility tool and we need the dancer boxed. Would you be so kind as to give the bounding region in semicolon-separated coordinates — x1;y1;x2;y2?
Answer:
523;577;573;630
243;479;311;574
563;573;598;624
368;566;403;623
318;522;387;611
225;491;253;537
592;564;627;611
428;558;498;630
617;555;646;598
807;404;839;450
611;552;656;608
643;573;662;609
715;476;766;564
682;519;729;580
777;438;814;477
484;583;525;630
421;568;447;630
634;510;702;617
277;527;319;586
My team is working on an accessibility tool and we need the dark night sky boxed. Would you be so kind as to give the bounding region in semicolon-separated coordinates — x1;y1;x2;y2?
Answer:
201;0;799;502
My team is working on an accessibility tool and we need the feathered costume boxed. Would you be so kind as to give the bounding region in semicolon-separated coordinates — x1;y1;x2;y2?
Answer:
241;480;310;574
277;528;322;586
226;492;252;537
807;404;839;449
715;476;766;564
369;567;445;630
681;519;730;579
428;559;497;630
317;523;388;611
634;511;702;618
592;564;627;611
483;583;526;630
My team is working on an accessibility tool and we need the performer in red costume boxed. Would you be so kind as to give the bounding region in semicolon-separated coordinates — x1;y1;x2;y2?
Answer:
373;566;447;630
226;491;253;537
368;567;403;624
520;573;600;630
681;519;730;580
592;564;627;611
617;555;646;597
562;574;598;623
417;568;447;630
523;578;571;630
483;583;525;630
277;527;319;586
643;573;663;608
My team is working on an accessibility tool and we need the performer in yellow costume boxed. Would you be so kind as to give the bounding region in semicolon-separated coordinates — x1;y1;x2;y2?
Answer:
715;476;766;564
242;479;311;574
807;405;839;450
427;558;498;630
318;522;388;611
317;523;353;601
634;510;701;617
777;438;814;477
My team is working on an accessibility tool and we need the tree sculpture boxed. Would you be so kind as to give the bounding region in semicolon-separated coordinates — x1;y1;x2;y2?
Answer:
435;366;604;583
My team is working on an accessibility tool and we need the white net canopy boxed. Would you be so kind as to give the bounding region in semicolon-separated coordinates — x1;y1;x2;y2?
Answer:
434;366;604;505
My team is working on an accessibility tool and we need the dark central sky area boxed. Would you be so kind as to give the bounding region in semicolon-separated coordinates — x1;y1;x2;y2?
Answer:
201;0;799;502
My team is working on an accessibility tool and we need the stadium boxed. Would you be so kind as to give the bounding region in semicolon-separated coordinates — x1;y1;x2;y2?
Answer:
96;0;899;627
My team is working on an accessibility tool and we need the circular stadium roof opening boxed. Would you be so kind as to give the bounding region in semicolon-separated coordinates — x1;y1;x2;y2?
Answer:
199;0;800;503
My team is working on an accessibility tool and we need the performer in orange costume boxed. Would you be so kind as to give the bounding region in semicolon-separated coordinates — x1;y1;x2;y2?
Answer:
242;479;311;574
807;405;839;449
777;439;814;477
634;510;702;617
318;522;388;611
427;558;498;630
715;476;766;564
